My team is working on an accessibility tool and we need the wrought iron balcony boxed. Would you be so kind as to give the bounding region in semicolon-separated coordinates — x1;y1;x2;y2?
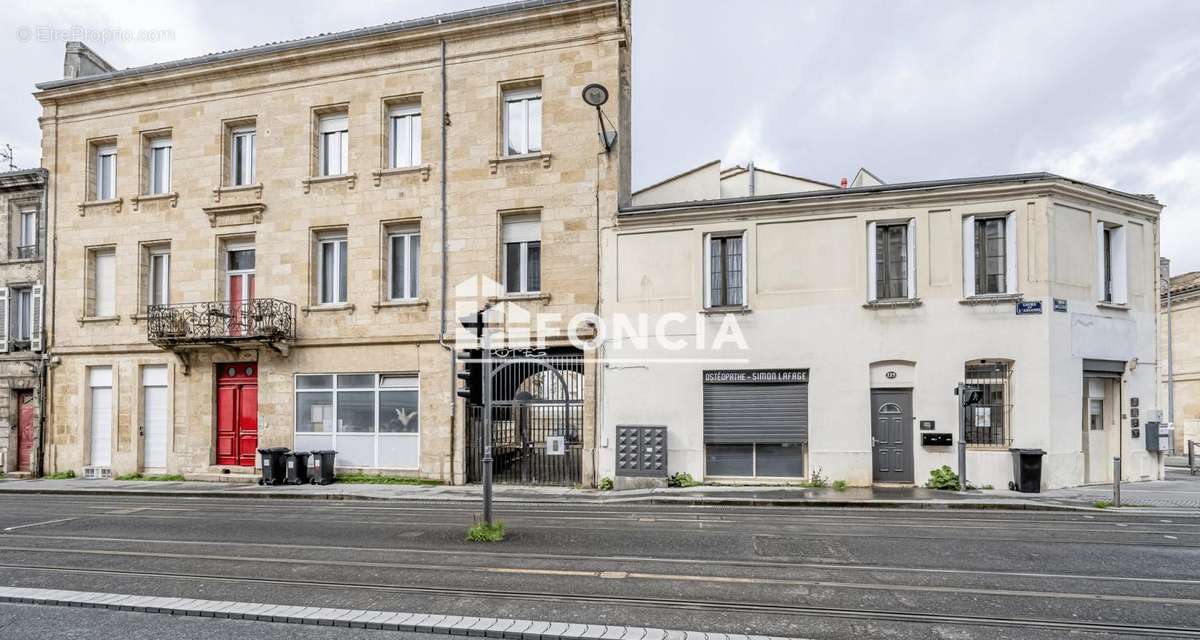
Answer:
15;245;38;260
147;298;295;353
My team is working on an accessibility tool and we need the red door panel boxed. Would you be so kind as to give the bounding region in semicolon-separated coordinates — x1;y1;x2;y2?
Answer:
215;364;258;467
17;392;34;472
238;385;258;466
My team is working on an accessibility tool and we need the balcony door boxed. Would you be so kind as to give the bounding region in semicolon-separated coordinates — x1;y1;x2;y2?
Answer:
226;246;255;336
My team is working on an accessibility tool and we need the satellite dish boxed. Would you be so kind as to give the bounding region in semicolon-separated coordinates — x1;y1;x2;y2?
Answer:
582;83;609;107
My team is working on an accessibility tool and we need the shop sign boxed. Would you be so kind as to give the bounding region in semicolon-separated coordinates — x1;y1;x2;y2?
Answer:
703;369;809;384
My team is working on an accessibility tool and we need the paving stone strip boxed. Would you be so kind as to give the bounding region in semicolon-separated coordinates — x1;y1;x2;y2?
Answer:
0;586;800;640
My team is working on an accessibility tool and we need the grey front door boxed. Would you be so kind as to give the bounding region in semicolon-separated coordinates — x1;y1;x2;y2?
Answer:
871;389;913;483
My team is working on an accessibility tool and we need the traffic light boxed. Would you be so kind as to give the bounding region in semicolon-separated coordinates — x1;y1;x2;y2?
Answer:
456;349;478;403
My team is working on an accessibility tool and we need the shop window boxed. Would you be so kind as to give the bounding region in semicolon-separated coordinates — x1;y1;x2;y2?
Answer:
963;359;1012;446
294;373;419;469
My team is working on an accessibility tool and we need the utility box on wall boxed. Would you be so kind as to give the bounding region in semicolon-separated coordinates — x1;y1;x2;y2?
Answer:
614;425;667;489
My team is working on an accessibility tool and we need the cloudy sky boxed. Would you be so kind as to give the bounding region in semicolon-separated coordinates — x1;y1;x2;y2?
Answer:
2;0;1198;269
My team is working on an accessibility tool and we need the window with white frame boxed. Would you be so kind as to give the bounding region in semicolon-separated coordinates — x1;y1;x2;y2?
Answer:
147;248;170;307
317;231;348;305
17;206;36;258
501;214;541;294
94;143;117;200
11;287;31;343
230;125;256;186
868;220;915;301
503;86;542;156
294;373;419;469
388;227;420;300
706;232;746;308
147;136;172;194
388;104;421;168
318;114;349;176
962;213;1016;297
90;247;117;317
1097;221;1128;304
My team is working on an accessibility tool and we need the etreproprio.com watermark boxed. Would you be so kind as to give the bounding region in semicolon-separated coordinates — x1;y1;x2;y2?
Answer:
16;25;175;44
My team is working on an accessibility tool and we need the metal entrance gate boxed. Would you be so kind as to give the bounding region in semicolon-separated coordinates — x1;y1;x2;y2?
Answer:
466;351;584;486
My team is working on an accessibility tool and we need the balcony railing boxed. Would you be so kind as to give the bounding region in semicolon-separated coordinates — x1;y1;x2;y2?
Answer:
147;298;295;349
15;245;38;260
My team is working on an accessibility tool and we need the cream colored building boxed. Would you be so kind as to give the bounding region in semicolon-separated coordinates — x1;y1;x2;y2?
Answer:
35;0;629;482
601;166;1165;489
1160;271;1200;453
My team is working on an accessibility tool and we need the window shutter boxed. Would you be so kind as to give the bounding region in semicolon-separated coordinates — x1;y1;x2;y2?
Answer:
1004;212;1017;294
30;284;43;352
1095;220;1106;301
1112;225;1128;304
962;215;976;297
906;219;917;299
866;222;878;301
501;216;540;243
0;288;8;353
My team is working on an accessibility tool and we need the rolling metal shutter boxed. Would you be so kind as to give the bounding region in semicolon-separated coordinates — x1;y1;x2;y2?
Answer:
703;382;808;444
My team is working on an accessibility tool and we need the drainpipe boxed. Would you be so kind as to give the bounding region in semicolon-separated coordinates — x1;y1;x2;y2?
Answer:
435;39;458;483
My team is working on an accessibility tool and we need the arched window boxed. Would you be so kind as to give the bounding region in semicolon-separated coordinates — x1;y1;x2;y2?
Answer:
878;403;903;415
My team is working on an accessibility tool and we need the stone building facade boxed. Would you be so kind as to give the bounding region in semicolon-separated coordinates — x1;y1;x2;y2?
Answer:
1160;270;1200;453
0;168;48;478
34;0;629;482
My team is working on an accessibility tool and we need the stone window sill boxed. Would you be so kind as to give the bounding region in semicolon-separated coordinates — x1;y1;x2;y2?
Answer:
77;198;123;216
864;298;923;309
958;293;1023;305
372;298;429;312
1096;301;1130;311
372;165;432;186
701;305;752;315
489;152;552;174
78;315;121;325
130;192;178;211
212;183;263;203
302;173;358;193
489;292;551;304
302;303;355;315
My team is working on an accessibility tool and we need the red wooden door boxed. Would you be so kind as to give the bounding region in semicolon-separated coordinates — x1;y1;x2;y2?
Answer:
16;392;34;472
215;364;258;466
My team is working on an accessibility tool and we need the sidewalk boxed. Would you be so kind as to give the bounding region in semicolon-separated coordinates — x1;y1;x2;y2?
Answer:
3;469;1197;511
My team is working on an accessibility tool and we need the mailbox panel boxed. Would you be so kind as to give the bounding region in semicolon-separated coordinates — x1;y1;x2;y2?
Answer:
616;425;668;477
921;432;953;447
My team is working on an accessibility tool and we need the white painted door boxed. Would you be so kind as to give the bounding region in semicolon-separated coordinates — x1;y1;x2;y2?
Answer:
142;365;168;470
89;367;113;467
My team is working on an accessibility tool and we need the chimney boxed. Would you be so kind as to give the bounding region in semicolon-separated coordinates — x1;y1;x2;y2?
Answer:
747;160;756;196
63;41;115;79
840;177;848;189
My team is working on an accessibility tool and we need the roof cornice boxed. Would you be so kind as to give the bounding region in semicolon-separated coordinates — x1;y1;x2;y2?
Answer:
617;174;1162;227
35;0;614;102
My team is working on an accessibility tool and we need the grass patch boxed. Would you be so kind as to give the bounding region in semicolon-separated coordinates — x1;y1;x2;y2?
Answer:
832;479;848;492
115;473;186;482
598;476;613;491
667;472;699;488
334;473;441;486
1093;499;1113;509
466;521;505;543
44;471;76;480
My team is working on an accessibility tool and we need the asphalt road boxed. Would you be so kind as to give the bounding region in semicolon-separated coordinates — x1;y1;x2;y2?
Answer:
0;494;1197;639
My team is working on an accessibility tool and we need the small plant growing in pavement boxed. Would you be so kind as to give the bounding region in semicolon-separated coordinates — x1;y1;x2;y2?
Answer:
467;521;505;543
598;476;614;491
926;465;961;490
1093;499;1113;509
667;472;699;488
832;479;848;492
116;473;186;481
803;467;828;488
334;473;442;485
44;470;75;480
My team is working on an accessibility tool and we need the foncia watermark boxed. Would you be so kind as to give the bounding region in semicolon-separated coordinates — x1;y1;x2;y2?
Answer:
16;25;175;44
453;275;749;361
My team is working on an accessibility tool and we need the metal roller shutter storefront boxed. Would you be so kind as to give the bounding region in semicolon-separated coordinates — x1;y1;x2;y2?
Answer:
703;369;809;478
